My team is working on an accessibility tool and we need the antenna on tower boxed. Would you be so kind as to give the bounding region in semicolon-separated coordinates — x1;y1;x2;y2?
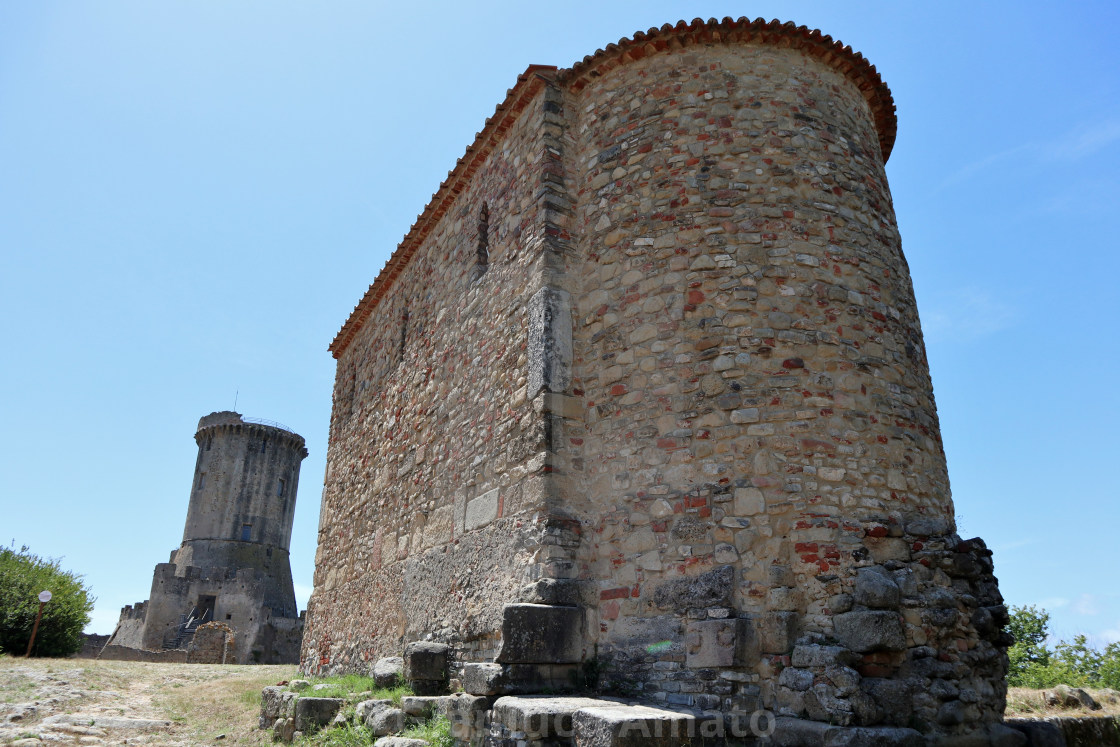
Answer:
234;389;239;412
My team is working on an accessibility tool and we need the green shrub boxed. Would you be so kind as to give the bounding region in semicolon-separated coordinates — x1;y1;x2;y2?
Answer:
0;545;94;657
1007;605;1120;689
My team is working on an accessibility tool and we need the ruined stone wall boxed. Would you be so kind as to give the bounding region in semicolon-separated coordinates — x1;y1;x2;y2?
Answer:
302;73;567;673
188;622;236;663
140;562;296;663
107;602;147;649
98;645;188;663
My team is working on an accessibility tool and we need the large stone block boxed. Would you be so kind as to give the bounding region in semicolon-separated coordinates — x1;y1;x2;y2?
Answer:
492;695;613;739
496;604;583;664
368;707;405;737
685;619;736;668
768;716;832;746
527;286;572;397
404;641;448;681
756;611;798;654
652;565;733;611
404;641;449;694
833;611;906;653
792;644;857;669
259;686;288;727
572;704;702;746
462;662;505;696
861;678;912;726
825;725;925;746
444;693;496;742
371;656;403;688
293;697;343;733
464;488;499;531
399;695;447;717
520;578;590;606
355;699;392;724
462;661;579;695
852;567;901;609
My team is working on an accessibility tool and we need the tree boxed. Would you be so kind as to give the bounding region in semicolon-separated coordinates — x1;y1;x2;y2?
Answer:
0;544;95;657
1100;642;1120;690
1007;605;1051;686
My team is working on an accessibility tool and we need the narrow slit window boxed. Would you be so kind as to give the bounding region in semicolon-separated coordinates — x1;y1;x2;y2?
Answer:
476;203;489;270
197;472;206;490
261;439;267;454
240;524;252;541
278;478;286;496
399;311;409;363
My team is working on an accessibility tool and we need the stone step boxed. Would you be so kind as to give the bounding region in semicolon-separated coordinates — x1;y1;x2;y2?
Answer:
488;695;711;746
572;702;708;746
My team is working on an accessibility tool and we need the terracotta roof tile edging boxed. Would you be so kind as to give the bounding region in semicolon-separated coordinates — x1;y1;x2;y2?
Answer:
328;65;556;358
329;18;896;360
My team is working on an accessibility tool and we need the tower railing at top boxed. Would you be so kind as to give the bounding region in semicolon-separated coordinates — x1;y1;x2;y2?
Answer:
241;416;296;434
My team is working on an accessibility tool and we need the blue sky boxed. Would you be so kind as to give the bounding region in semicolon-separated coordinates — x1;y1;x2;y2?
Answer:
2;1;1118;647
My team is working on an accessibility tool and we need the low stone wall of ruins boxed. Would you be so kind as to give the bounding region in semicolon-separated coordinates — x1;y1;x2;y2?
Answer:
99;645;189;663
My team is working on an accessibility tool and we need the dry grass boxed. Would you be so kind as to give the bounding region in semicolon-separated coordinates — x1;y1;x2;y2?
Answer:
1006;686;1120;718
0;655;297;745
155;665;297;744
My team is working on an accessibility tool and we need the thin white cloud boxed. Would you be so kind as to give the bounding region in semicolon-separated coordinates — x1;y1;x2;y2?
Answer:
1100;622;1120;645
939;117;1120;188
1046;119;1120;160
939;144;1034;187
922;287;1016;343
1038;596;1070;610
1073;593;1101;616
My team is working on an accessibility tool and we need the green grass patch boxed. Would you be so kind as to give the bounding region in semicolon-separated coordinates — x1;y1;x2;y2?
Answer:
240;687;262;708
297;722;375;745
299;674;410;706
402;714;454;747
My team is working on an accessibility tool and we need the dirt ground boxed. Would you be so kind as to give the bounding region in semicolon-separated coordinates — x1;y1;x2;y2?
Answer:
0;656;296;746
6;656;1120;745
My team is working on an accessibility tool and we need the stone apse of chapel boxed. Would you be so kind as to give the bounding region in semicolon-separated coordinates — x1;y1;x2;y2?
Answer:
304;17;1009;738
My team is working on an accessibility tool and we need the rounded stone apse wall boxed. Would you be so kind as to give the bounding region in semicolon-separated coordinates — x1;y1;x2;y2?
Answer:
557;23;1009;740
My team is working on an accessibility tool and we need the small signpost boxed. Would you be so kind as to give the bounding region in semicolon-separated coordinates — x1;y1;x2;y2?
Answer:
24;590;52;657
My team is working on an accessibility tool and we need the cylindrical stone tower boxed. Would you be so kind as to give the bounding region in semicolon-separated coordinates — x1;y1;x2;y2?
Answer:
133;411;307;662
180;411;305;571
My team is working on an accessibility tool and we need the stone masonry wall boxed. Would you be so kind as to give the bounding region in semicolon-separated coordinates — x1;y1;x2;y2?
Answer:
302;71;570;674
309;18;1010;743
545;35;1007;740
